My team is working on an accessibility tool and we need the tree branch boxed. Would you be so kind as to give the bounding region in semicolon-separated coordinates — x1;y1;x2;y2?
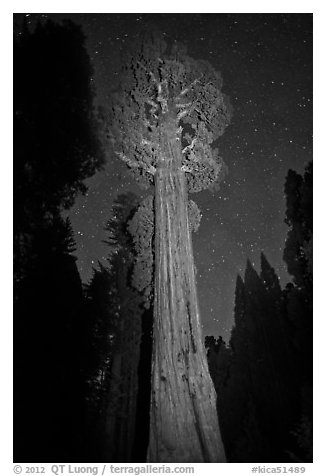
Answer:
182;137;197;154
116;151;156;175
137;61;159;86
141;138;155;148
177;109;189;121
138;61;169;114
177;75;203;98
181;164;194;172
146;99;159;116
146;165;156;175
116;151;139;168
175;101;192;109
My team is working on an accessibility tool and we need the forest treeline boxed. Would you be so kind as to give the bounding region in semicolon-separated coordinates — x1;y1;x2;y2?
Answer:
206;162;312;462
14;18;312;463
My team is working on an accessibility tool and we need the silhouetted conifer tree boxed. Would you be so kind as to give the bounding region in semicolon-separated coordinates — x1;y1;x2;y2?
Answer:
260;252;282;297
283;163;312;288
223;269;266;462
260;253;298;428
14;17;104;462
210;256;304;462
83;193;152;462
14;213;88;461
282;162;313;462
244;260;288;460
231;275;248;357
205;336;231;394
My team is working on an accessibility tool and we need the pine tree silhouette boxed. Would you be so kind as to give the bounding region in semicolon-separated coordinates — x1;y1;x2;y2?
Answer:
83;193;152;462
14;17;105;462
282;162;312;462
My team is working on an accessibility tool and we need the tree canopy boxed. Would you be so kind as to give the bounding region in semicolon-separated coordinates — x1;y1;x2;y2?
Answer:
14;18;105;212
283;162;312;287
108;33;231;192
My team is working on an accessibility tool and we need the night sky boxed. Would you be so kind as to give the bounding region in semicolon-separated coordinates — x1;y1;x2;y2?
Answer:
18;13;312;340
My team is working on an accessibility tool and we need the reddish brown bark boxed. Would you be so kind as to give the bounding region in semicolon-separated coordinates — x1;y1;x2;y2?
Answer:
147;121;226;462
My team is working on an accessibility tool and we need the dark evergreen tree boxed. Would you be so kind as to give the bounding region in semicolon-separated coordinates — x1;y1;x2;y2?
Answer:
14;17;105;291
127;195;155;308
283;163;312;362
103;197;144;463
81;263;115;461
14;214;88;461
222;269;267;462
282;162;313;462
230;275;249;358
205;336;231;396
260;252;282;297
211;257;303;462
83;193;151;462
223;275;253;461
283;162;312;289
14;18;105;462
260;253;298;425
244;260;287;461
108;29;231;463
14;18;104;209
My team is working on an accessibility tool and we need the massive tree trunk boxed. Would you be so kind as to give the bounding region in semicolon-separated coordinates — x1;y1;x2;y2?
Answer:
147;122;226;462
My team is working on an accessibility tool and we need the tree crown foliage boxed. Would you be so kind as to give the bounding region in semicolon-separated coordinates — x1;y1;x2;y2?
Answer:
283;162;312;286
108;31;232;193
260;252;281;296
127;195;155;307
14;18;105;211
103;192;140;253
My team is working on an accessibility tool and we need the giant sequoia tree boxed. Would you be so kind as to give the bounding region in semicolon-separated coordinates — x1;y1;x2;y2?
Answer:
109;33;231;462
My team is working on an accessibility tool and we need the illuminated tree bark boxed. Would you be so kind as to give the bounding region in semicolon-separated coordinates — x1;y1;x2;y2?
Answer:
148;122;226;462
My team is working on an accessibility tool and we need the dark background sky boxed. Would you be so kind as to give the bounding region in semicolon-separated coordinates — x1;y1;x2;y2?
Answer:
17;13;312;340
